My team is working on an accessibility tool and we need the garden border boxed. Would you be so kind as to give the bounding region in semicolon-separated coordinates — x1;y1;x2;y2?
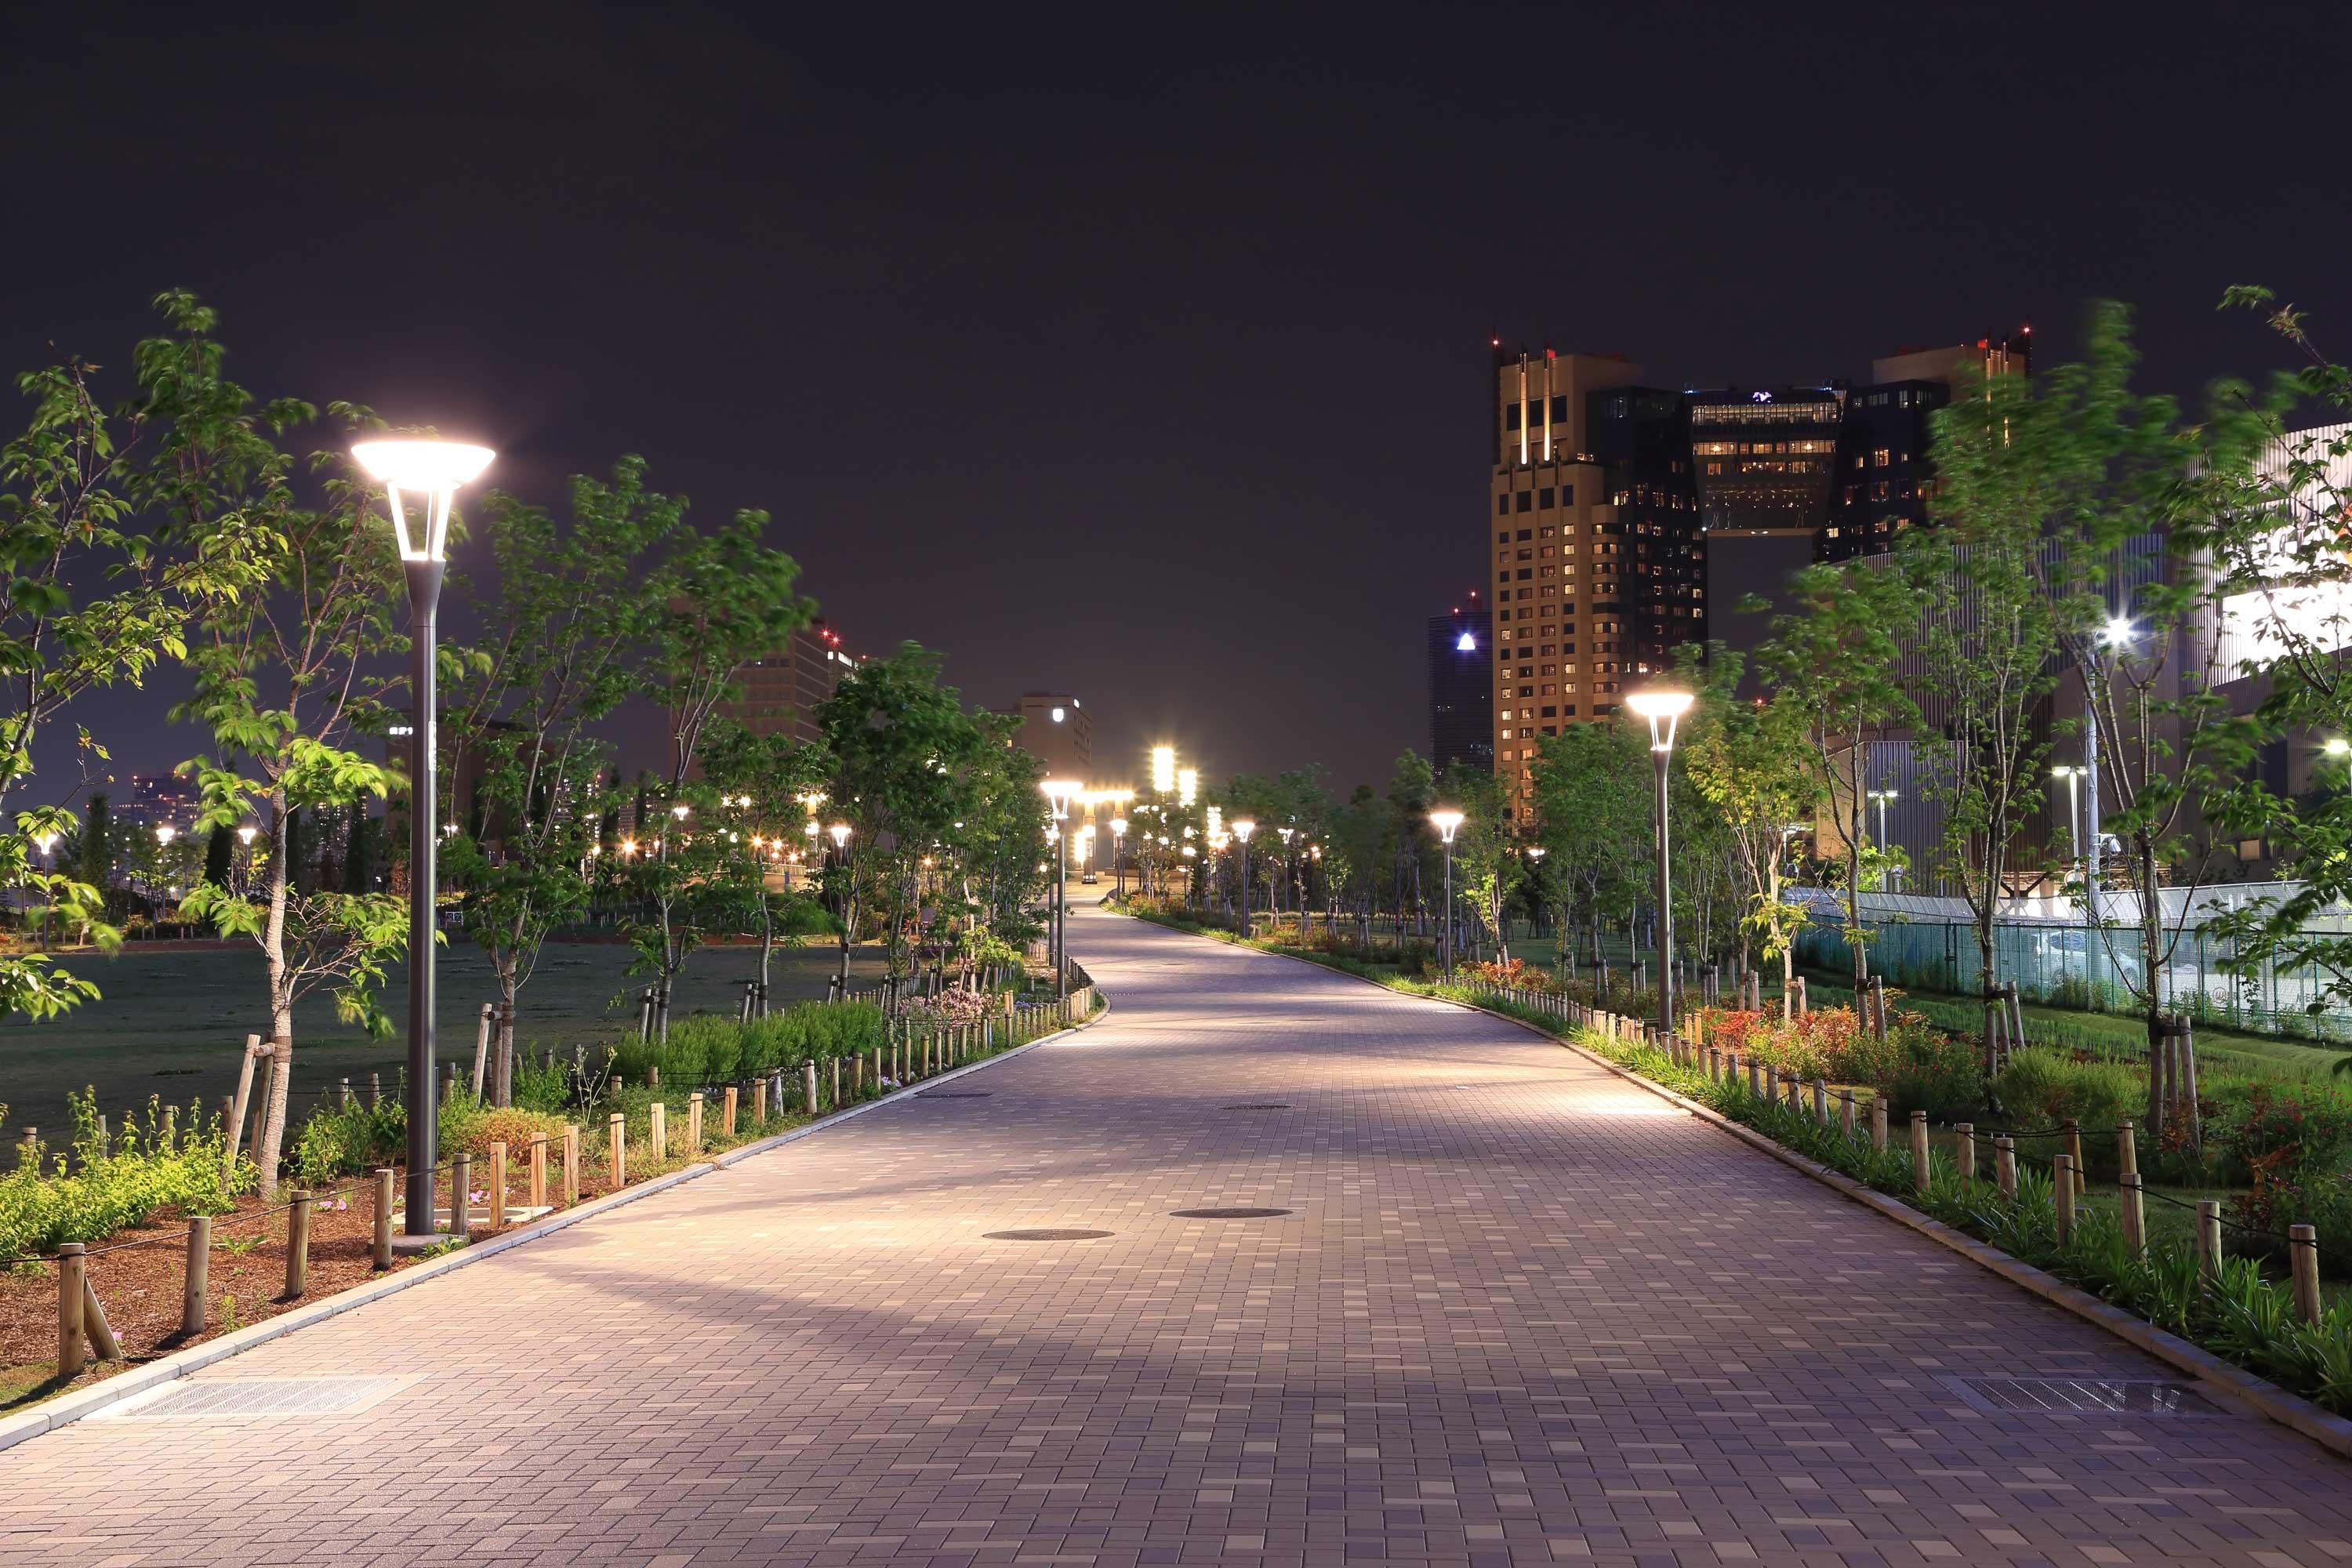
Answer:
1117;910;2352;1465
0;995;1111;1455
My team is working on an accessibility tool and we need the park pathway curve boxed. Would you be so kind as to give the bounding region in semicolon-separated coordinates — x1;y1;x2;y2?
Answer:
3;902;2350;1566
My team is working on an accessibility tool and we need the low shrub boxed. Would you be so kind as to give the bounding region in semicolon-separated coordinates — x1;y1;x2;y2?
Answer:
1994;1047;2143;1161
0;1093;246;1257
607;1002;888;1089
2211;1081;2352;1187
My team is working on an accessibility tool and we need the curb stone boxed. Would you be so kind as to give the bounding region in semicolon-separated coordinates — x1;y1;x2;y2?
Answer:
0;996;1109;1455
1116;911;2352;1466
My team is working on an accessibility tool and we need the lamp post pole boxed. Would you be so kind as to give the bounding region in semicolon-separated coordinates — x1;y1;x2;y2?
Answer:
1625;688;1694;1041
354;438;492;1247
1429;810;1465;979
404;556;442;1232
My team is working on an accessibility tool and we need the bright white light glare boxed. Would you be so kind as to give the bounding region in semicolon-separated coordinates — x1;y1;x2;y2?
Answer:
1624;688;1695;720
1177;768;1197;806
352;440;495;562
1050;706;1065;723
1429;808;1465;842
1040;778;1081;817
2099;614;2136;647
827;822;851;848
1456;631;1476;652
1231;818;1256;843
1150;746;1176;792
2328;738;2351;757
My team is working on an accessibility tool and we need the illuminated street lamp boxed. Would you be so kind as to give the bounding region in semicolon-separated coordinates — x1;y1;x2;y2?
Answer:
1624;686;1695;1039
1231;818;1255;934
1865;786;1899;891
2327;737;2351;757
1151;746;1177;794
1177;768;1198;807
1111;816;1128;898
351;436;495;1247
1040;778;1080;996
1429;808;1465;978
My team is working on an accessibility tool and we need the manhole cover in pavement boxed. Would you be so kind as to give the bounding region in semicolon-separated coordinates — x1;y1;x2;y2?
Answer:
916;1090;992;1098
1220;1104;1291;1111
1170;1207;1293;1219
1954;1377;2219;1416
114;1377;408;1418
984;1228;1114;1241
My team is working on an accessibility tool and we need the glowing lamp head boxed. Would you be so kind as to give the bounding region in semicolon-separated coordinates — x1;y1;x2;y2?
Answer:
1040;778;1080;818
237;825;258;845
803;819;819;838
1624;687;1696;752
2098;614;2136;648
1150;746;1177;792
1177;768;1198;806
1527;845;1548;860
2327;738;2350;758
1111;817;1127;837
1231;818;1255;844
154;824;177;846
32;831;56;853
351;440;495;562
827;822;851;848
670;803;691;820
1428;808;1465;844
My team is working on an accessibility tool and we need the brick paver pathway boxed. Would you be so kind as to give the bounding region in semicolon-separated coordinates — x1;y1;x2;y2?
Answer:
4;906;2349;1566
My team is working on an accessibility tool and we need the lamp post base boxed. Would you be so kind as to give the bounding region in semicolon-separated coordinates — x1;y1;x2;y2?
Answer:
387;1231;453;1257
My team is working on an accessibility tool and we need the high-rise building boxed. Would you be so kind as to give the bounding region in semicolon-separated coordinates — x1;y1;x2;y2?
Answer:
1007;691;1093;778
122;774;200;830
1824;334;2031;561
1427;593;1492;778
1487;347;1705;807
706;621;856;747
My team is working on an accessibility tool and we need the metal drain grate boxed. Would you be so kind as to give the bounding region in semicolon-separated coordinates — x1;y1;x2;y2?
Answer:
1171;1207;1293;1219
1220;1104;1291;1111
916;1090;992;1098
1955;1377;2219;1416
984;1228;1114;1241
117;1377;408;1419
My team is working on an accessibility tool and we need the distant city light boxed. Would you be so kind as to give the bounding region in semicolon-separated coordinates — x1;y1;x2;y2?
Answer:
1456;631;1476;652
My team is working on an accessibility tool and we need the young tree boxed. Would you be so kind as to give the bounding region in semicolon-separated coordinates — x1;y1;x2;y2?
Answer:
700;719;830;1007
0;294;274;1016
814;644;995;997
1527;719;1649;971
177;397;409;1196
1681;666;1818;1007
1904;357;2068;1052
1437;760;1516;963
2189;288;2352;1022
623;503;813;1034
1759;561;1921;985
442;458;679;1102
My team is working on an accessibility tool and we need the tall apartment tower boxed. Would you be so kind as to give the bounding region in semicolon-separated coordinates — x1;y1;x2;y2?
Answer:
1007;691;1094;779
1427;592;1493;778
1487;346;1704;809
671;620;855;781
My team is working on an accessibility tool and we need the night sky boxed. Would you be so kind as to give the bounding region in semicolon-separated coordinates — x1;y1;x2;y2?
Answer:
5;5;2346;800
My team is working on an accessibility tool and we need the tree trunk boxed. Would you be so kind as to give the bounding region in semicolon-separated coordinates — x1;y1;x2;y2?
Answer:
492;953;519;1107
255;799;295;1199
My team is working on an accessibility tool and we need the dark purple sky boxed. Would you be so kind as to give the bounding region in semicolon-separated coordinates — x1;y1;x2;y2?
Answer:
5;4;2344;799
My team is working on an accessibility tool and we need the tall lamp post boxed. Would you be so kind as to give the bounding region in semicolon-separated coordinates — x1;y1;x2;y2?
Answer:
352;437;495;1247
1429;808;1465;978
1865;786;1899;891
1111;817;1128;898
1040;779;1079;996
1231;819;1255;935
1624;687;1694;1040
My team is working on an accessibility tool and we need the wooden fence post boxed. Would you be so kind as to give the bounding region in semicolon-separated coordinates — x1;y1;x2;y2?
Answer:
450;1156;470;1238
724;1086;739;1138
1839;1090;1857;1140
1763;1062;1779;1103
529;1136;547;1210
608;1113;626;1187
223;1033;263;1179
562;1127;579;1207
804;1062;819;1116
1870;1097;1888;1152
1995;1137;2017;1200
2063;1119;2085;1196
2117;1119;2138;1180
833;1056;843;1108
2197;1200;2223;1279
373;1168;395;1269
2290;1225;2322;1326
753;1076;768;1122
1812;1079;1828;1123
1955;1123;1976;1181
1910;1111;1930;1190
184;1216;212;1330
285;1190;313;1297
488;1144;508;1229
688;1094;704;1155
2053;1156;2074;1245
2118;1172;2146;1257
649;1102;666;1162
56;1243;86;1376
